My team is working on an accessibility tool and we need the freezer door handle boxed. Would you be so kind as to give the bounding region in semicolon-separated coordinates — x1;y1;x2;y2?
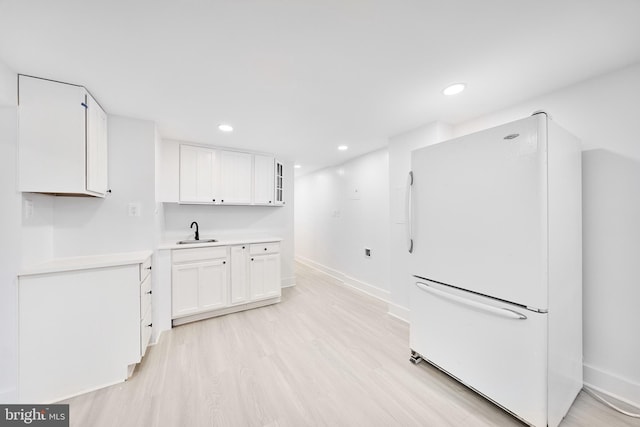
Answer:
415;281;527;320
407;171;414;253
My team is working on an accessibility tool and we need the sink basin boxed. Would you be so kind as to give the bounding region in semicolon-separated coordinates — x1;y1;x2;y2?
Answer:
177;239;218;245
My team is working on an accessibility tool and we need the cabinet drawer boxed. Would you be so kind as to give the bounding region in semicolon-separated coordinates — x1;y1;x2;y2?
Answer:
172;246;228;263
249;242;280;255
140;257;152;281
140;274;152;317
140;306;152;357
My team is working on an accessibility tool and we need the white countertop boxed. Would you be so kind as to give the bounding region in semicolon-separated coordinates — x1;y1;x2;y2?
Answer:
158;236;282;250
19;250;153;276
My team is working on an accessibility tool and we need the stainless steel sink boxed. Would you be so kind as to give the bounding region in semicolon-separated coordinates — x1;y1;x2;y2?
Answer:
177;239;218;245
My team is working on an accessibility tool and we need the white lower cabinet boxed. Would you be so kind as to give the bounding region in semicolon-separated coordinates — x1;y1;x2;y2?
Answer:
172;247;229;318
172;241;281;325
230;245;249;305
18;253;152;403
249;244;281;301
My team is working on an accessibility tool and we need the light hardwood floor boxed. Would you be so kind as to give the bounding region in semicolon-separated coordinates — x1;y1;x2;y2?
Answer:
62;262;640;426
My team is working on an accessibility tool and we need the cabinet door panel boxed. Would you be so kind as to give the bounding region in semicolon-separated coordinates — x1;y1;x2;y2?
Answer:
179;146;199;202
274;161;284;205
253;154;275;205
18;76;87;194
220;151;252;204
230;246;248;305
199;260;228;310
172;264;200;316
86;93;108;195
180;145;215;203
250;254;281;301
263;254;281;297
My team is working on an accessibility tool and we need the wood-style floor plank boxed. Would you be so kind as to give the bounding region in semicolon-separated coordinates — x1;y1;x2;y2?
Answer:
62;262;640;426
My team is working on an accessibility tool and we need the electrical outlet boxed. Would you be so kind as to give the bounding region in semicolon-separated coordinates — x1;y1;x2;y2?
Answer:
365;248;371;258
128;202;141;217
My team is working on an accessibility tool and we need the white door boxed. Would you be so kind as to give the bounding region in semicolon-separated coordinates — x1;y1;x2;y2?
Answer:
219;150;252;204
250;254;281;300
198;259;229;311
410;114;548;309
86;93;108;195
253;154;275;205
410;279;548;427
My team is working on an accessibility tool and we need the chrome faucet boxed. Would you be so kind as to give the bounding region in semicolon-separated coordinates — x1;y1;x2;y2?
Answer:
190;221;199;241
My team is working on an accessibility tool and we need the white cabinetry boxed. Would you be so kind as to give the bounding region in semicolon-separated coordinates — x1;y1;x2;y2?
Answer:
18;253;152;403
275;160;284;205
179;144;216;203
219;150;252;204
18;75;108;197
230;245;249;305
249;243;282;300
171;241;281;325
253;154;275;205
171;247;229;318
176;142;284;206
139;257;153;357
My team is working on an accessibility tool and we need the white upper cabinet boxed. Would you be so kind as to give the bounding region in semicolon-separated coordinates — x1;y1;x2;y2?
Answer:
218;150;252;204
179;144;216;203
274;160;284;206
86;93;108;195
18;75;108;197
176;143;283;206
253;154;275;205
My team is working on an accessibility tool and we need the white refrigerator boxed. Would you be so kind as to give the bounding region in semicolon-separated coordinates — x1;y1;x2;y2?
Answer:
408;113;582;427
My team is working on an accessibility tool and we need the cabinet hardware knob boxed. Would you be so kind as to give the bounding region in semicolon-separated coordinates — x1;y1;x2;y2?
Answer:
264;248;267;251
242;246;245;249
146;290;152;294
221;199;224;203
146;266;152;270
223;261;226;264
269;201;272;203
147;323;153;328
251;258;254;261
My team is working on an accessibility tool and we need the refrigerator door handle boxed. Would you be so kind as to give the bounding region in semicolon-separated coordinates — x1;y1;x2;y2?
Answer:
415;281;527;320
407;171;414;253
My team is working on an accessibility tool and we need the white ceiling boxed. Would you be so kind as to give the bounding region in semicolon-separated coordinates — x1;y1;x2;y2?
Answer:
1;0;640;175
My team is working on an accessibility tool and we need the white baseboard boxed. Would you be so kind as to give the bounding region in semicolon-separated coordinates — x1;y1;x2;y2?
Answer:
281;275;296;288
584;363;640;410
343;274;390;302
296;256;390;303
296;256;345;282
387;302;410;323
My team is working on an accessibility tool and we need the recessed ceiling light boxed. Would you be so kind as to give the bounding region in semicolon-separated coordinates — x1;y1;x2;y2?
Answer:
443;83;466;96
294;164;301;169
218;124;233;132
338;145;348;151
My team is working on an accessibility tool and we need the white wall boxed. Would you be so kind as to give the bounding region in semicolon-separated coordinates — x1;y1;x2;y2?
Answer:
20;193;54;267
387;122;452;319
453;62;640;407
0;93;20;401
295;149;390;299
53;116;157;257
